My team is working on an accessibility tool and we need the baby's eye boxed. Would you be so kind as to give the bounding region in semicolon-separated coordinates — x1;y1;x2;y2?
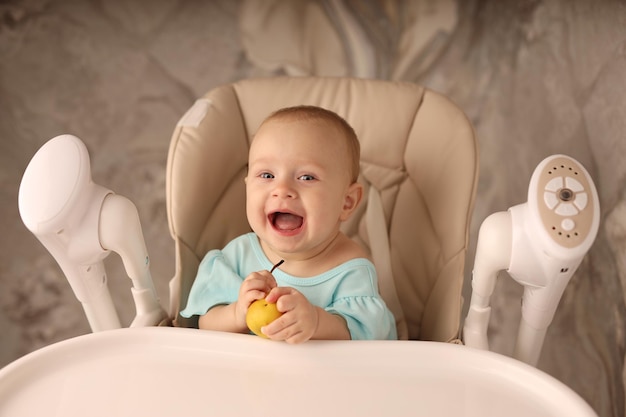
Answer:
259;172;274;179
298;174;316;181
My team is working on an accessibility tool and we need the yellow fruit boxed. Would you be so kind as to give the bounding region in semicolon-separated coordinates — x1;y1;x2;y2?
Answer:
246;299;283;338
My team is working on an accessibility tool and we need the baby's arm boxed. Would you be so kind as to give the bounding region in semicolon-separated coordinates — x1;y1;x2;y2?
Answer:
198;303;243;333
262;287;350;343
198;270;276;333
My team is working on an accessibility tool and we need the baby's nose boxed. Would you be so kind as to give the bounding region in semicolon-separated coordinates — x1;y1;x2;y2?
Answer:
272;179;296;199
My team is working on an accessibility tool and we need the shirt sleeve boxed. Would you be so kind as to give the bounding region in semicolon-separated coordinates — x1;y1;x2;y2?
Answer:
327;296;398;340
179;250;243;318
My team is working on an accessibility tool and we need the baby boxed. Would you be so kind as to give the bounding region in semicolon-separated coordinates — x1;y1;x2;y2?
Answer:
180;105;397;343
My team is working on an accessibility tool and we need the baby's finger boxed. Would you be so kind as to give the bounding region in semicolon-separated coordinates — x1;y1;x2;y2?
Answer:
264;286;293;305
242;273;273;292
261;313;296;339
264;319;309;344
258;270;278;287
240;282;266;300
243;289;267;304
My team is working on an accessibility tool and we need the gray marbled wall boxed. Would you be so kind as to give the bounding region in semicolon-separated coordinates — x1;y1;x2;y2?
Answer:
1;1;624;416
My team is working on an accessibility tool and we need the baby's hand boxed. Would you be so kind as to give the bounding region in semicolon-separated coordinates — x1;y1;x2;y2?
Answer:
235;270;277;325
262;287;319;344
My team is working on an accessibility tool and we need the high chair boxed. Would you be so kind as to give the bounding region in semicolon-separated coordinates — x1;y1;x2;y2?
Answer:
2;77;598;417
168;76;478;342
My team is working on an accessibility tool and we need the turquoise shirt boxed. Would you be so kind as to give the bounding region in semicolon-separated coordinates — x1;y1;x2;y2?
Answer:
180;233;397;340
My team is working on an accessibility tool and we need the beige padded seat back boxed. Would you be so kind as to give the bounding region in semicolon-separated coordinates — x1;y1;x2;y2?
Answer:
167;77;478;342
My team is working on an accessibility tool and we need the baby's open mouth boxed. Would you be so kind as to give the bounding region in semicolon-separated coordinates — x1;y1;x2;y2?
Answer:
269;212;304;231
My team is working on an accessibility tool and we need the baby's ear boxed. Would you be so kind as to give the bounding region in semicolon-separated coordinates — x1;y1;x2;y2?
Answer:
340;182;363;221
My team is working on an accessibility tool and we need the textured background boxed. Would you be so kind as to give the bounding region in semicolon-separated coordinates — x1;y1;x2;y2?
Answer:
1;1;624;416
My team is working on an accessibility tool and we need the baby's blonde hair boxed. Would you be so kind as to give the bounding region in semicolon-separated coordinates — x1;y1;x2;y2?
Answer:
261;105;361;183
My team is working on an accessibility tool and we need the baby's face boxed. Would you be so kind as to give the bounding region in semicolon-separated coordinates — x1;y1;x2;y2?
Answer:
246;118;358;260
